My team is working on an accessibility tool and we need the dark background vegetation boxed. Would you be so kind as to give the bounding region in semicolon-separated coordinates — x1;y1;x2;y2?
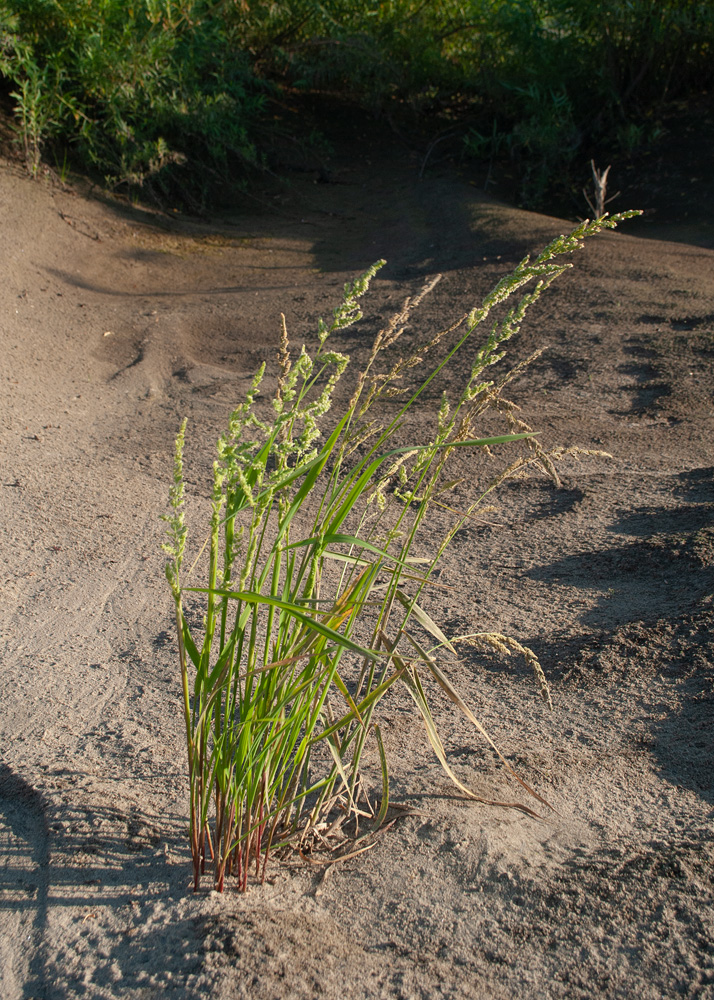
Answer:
0;0;712;214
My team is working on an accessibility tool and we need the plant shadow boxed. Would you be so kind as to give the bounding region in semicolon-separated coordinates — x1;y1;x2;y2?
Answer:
524;466;714;631
0;764;204;998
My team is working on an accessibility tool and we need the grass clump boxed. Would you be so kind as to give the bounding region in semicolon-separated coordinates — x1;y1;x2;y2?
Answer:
164;211;639;892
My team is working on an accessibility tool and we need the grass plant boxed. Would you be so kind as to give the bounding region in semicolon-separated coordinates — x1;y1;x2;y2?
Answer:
164;212;639;892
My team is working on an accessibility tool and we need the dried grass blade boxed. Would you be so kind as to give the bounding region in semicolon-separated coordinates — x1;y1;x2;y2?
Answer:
395;590;456;654
405;631;552;811
300;840;379;866
330;670;364;724
323;735;360;816
400;662;543;819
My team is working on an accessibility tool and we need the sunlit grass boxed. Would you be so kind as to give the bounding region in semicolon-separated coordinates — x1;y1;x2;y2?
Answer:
163;212;639;891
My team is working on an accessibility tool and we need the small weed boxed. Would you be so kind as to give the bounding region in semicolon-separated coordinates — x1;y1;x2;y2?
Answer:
584;161;620;219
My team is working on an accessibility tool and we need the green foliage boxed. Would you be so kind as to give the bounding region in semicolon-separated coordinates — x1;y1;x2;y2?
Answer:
455;0;713;202
164;212;640;891
0;1;711;203
239;1;714;127
0;0;266;202
249;0;713;203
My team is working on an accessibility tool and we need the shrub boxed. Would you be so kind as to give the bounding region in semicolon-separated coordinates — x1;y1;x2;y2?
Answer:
163;211;639;891
0;0;266;203
1;1;712;205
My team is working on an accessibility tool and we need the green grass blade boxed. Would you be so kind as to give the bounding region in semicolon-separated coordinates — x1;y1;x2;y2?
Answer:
373;724;389;831
186;586;383;661
181;618;201;668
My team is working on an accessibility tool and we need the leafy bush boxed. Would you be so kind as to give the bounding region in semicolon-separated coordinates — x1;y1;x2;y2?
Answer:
0;1;711;205
163;212;639;891
0;0;266;202
465;0;714;202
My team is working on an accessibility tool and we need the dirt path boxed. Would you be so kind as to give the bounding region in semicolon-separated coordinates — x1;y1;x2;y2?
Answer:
1;120;712;999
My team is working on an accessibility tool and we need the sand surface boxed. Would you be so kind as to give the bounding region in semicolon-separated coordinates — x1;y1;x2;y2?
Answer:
1;120;713;999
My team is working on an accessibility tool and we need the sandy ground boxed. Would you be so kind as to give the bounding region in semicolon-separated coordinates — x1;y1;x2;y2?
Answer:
1;118;713;999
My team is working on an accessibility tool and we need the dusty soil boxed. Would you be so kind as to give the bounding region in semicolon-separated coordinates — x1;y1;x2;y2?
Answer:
1;112;713;1000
